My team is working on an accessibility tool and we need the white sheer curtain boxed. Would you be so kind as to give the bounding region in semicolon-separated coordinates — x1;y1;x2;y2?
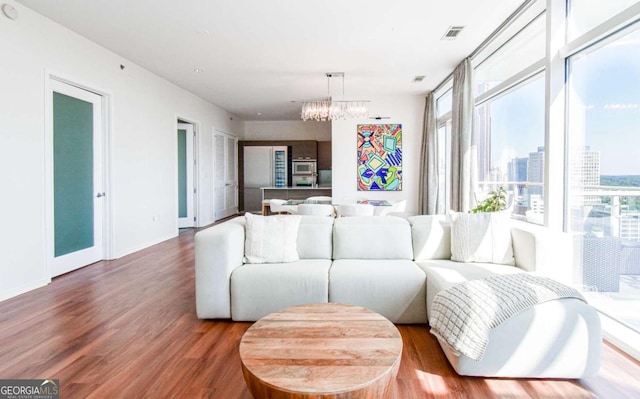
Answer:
418;92;439;215
450;58;478;212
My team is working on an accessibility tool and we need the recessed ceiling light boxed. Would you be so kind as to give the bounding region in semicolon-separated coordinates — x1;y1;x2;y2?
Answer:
257;112;262;116
442;26;465;40
194;68;203;73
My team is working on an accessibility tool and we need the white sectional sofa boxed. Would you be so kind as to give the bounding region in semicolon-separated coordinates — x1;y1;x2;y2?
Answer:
195;215;602;378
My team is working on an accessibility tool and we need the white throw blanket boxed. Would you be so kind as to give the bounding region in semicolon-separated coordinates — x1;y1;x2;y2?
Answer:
429;274;585;361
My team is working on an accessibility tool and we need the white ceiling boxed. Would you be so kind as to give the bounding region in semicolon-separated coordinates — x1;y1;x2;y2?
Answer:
16;0;524;121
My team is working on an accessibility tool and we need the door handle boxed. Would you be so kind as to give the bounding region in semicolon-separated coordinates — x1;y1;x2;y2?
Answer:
96;192;106;198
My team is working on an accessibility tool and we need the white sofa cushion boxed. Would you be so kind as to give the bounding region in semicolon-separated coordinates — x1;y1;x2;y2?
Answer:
408;215;451;260
332;216;413;260
510;221;574;281
244;213;300;264
296;216;334;259
230;259;331;321
329;259;427;323
449;211;515;265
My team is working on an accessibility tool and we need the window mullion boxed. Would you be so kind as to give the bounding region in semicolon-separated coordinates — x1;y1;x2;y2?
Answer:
475;59;545;107
545;0;567;234
562;2;640;59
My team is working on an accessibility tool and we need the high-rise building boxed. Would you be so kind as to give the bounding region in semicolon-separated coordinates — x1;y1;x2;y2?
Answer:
528;146;544;196
508;156;529;201
525;194;545;224
570;146;601;206
508;157;528;182
619;215;640;242
488;165;507;183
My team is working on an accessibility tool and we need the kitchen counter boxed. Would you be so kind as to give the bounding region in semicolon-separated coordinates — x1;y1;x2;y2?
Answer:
261;186;331;189
261;186;332;215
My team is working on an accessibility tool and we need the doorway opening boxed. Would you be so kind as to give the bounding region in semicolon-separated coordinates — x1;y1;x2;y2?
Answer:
177;119;197;228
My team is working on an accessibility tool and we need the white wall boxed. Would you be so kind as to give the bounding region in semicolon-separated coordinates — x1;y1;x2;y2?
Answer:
332;95;424;213
244;120;330;140
0;1;244;301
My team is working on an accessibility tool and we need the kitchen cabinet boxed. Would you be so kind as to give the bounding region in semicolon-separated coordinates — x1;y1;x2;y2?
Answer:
317;141;332;170
263;187;332;201
291;141;317;160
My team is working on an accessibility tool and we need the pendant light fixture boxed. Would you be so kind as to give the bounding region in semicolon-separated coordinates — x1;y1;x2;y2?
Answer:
301;73;369;121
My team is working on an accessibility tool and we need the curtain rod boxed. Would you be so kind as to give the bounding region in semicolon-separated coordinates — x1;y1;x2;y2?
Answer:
432;0;536;94
469;0;536;59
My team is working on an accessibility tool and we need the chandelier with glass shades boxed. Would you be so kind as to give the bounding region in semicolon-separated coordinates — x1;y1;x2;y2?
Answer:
301;73;369;121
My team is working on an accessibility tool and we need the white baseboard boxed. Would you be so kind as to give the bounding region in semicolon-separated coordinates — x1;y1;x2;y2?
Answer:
0;278;51;303
600;313;640;362
113;232;179;259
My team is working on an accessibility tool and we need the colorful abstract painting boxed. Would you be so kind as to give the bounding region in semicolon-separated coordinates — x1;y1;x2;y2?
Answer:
357;124;402;191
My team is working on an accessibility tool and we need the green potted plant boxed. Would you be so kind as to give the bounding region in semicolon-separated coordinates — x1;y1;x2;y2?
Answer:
471;187;508;213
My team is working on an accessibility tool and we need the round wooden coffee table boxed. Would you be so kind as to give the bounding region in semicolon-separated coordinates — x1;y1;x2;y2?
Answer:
239;303;402;399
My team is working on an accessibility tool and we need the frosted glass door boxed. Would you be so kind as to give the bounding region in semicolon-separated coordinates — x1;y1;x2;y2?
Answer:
50;79;104;277
177;123;194;228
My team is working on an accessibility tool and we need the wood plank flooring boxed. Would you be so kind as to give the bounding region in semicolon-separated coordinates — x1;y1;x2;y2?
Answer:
1;226;639;398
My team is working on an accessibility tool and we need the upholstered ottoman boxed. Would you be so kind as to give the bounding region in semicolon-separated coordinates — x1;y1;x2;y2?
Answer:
423;263;602;378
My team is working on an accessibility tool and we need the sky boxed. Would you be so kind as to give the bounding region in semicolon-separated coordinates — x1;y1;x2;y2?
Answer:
489;74;545;170
489;27;640;176
573;28;640;175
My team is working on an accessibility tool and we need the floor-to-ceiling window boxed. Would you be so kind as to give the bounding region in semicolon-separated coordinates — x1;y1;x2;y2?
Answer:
566;22;640;336
474;74;545;222
428;0;640;358
563;0;640;357
472;2;546;221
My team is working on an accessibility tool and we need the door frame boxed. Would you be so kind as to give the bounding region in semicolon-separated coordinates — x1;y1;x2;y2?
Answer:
213;128;239;220
44;73;113;277
176;117;199;228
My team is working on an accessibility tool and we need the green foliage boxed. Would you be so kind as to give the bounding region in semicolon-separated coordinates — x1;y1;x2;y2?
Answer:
471;187;508;213
600;175;640;187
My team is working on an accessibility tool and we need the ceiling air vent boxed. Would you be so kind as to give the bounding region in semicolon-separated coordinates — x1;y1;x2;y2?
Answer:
412;76;426;83
442;26;465;40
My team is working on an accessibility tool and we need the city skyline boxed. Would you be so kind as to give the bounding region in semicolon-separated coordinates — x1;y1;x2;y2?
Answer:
504;145;640;184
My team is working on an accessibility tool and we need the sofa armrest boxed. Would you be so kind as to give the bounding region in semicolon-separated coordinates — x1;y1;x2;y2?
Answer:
195;218;245;318
511;221;573;284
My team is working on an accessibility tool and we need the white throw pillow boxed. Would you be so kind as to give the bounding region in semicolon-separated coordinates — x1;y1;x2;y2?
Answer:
244;213;301;264
449;211;515;265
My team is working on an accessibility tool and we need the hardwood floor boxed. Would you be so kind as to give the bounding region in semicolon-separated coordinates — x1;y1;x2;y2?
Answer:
1;226;639;398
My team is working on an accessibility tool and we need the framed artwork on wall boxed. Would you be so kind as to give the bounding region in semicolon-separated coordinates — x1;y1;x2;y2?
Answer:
357;124;402;191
